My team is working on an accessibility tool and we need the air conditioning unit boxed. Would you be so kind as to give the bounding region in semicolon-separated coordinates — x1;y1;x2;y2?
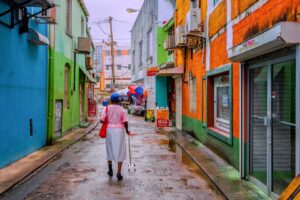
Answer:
77;37;92;54
185;8;201;34
175;26;186;47
38;7;56;24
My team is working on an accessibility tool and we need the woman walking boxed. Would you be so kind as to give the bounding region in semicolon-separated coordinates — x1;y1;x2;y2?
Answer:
100;93;130;181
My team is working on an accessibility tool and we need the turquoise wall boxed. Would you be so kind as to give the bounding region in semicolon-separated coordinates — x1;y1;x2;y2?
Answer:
0;3;48;167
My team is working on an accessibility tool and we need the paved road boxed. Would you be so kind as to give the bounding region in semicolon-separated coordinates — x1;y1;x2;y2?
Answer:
1;115;224;200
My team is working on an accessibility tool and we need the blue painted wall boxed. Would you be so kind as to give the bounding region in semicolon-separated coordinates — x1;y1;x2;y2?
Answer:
0;3;48;168
156;77;168;107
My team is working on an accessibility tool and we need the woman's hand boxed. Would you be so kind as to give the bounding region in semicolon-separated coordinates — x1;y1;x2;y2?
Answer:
126;130;130;135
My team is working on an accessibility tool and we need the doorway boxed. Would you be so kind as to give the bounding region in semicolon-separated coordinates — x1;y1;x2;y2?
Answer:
80;84;84;122
248;57;296;197
54;100;63;136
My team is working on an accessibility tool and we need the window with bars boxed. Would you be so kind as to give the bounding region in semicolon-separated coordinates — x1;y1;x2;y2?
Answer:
117;65;121;70
106;65;110;70
189;73;197;112
214;75;230;133
66;0;72;34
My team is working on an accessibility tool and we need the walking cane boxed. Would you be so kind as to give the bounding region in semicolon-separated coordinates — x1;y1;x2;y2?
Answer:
128;134;136;172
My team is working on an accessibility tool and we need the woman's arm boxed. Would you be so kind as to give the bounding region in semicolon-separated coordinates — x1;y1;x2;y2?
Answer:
124;122;130;135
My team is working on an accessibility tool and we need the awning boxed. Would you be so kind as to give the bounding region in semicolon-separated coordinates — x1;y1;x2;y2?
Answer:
159;62;175;70
157;65;184;76
27;29;49;45
80;67;97;83
228;22;300;62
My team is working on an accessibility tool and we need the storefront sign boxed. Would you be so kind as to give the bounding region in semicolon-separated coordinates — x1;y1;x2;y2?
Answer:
147;67;159;76
156;108;169;128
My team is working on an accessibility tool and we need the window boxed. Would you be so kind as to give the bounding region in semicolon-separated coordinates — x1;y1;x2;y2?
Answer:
214;75;230;133
132;51;135;72
81;16;84;36
106;84;111;89
106;65;110;70
213;0;219;6
189;73;197;112
128;64;131;70
66;0;72;34
106;50;110;55
191;0;199;8
96;76;100;82
117;50;121;56
206;64;232;144
147;30;153;59
64;64;70;109
139;41;143;67
117;65;121;70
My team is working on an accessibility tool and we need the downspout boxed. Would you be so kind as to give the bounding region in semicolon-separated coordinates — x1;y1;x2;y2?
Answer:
46;26;54;145
182;47;188;84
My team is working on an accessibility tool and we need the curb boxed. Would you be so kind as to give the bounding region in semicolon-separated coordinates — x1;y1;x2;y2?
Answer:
168;130;268;200
0;121;100;197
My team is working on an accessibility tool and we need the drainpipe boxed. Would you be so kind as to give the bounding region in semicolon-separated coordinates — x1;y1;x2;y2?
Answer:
46;27;54;145
182;47;188;84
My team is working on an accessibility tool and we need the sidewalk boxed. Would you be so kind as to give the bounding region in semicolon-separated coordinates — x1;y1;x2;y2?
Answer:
168;128;268;200
0;120;99;196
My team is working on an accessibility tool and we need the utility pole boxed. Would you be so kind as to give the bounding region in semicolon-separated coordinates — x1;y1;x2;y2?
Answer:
108;16;115;92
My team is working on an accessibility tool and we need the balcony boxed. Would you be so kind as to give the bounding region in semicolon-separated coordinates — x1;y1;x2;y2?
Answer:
164;32;176;50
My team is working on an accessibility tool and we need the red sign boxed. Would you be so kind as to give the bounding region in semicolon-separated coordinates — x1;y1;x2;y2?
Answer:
156;109;169;128
157;119;169;128
147;67;159;76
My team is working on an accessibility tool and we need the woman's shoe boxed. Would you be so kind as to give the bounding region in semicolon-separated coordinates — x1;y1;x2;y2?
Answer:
117;172;123;181
107;169;113;177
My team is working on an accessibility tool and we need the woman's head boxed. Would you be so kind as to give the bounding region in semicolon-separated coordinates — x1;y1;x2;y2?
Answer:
110;93;120;104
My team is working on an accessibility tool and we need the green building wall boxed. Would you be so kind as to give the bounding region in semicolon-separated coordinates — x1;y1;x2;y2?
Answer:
47;0;89;143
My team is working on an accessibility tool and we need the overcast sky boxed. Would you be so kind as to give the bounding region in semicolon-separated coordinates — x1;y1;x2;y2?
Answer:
84;0;144;46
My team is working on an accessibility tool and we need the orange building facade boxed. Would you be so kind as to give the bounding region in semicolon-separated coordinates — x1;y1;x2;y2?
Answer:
174;0;300;197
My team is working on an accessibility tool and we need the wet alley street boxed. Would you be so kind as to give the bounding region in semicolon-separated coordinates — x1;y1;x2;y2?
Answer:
1;114;224;200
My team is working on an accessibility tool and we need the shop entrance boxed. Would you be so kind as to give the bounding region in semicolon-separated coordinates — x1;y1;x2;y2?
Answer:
248;57;296;197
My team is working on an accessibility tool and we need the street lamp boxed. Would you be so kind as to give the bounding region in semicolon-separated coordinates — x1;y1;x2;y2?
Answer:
126;8;154;16
126;8;139;13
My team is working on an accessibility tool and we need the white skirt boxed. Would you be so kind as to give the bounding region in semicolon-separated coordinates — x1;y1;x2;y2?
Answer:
106;128;126;162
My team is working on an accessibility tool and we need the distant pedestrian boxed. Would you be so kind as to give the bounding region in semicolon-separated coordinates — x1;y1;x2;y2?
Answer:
100;93;130;181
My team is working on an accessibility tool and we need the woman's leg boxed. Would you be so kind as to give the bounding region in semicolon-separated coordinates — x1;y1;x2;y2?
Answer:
107;161;113;176
118;162;122;173
117;162;123;181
